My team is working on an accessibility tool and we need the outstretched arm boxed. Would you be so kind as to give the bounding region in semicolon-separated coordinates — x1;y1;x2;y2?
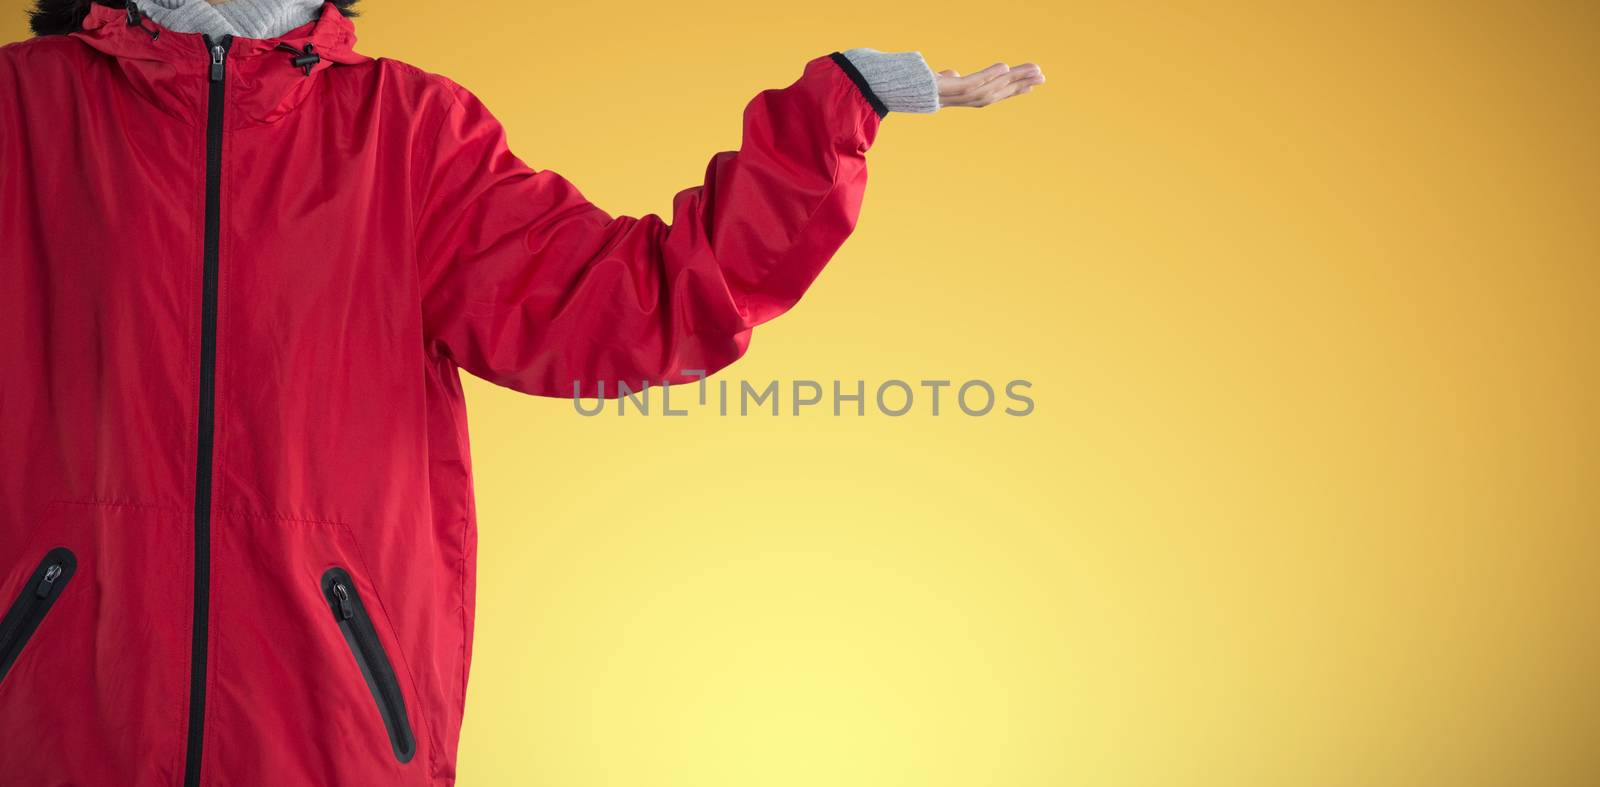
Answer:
413;52;1042;399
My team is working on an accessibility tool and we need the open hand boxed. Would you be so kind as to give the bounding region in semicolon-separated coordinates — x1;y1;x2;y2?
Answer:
935;62;1046;108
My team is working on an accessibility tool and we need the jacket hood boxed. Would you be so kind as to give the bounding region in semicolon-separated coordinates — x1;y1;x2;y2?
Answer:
29;0;359;36
65;1;371;127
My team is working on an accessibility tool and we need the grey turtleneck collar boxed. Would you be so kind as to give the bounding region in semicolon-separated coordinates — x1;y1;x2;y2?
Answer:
138;0;326;39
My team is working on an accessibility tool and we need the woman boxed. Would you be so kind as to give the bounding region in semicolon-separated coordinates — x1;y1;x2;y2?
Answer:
0;1;1042;784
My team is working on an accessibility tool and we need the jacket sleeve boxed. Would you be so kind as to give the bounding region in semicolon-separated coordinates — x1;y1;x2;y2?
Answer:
414;54;884;398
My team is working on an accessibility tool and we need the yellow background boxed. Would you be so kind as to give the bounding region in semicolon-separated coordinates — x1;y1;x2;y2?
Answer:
7;1;1599;784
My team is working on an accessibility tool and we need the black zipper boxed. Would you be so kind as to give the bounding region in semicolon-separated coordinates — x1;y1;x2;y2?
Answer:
0;548;78;685
183;32;231;787
321;567;417;763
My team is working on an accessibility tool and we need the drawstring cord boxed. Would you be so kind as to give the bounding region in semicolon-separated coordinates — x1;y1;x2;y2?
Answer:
118;2;322;77
124;0;161;41
275;42;321;76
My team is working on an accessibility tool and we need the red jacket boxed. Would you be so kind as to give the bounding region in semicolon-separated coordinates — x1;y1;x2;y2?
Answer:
0;3;882;784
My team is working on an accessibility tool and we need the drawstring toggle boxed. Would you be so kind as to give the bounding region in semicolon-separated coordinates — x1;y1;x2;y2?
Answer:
275;42;321;77
124;0;161;41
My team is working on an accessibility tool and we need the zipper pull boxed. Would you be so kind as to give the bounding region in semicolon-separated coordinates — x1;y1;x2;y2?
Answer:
210;43;227;83
35;564;63;598
333;583;354;620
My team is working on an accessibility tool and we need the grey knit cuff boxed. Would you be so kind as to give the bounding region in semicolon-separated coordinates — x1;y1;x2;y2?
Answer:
841;48;940;114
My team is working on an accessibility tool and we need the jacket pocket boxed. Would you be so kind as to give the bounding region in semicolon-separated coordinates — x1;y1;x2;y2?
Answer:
0;547;78;686
321;566;417;763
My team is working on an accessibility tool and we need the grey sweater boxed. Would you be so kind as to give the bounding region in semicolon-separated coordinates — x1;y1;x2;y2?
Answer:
135;0;941;113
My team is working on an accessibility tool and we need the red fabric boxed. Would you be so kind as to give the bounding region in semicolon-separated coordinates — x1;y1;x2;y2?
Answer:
0;3;879;784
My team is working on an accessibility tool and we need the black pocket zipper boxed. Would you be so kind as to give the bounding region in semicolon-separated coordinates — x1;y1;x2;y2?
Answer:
321;567;416;763
0;547;77;685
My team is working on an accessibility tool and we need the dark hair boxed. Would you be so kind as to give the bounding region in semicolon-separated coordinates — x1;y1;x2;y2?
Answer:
29;0;360;37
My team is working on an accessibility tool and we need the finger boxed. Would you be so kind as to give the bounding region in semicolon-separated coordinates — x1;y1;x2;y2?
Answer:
980;65;1044;97
1011;63;1044;83
998;71;1045;101
940;63;1037;107
944;74;1022;107
981;80;1038;105
939;62;1011;96
936;69;960;78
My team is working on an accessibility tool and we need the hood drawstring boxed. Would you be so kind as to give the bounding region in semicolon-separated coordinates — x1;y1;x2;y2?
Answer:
275;42;321;76
115;3;324;77
124;0;161;41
